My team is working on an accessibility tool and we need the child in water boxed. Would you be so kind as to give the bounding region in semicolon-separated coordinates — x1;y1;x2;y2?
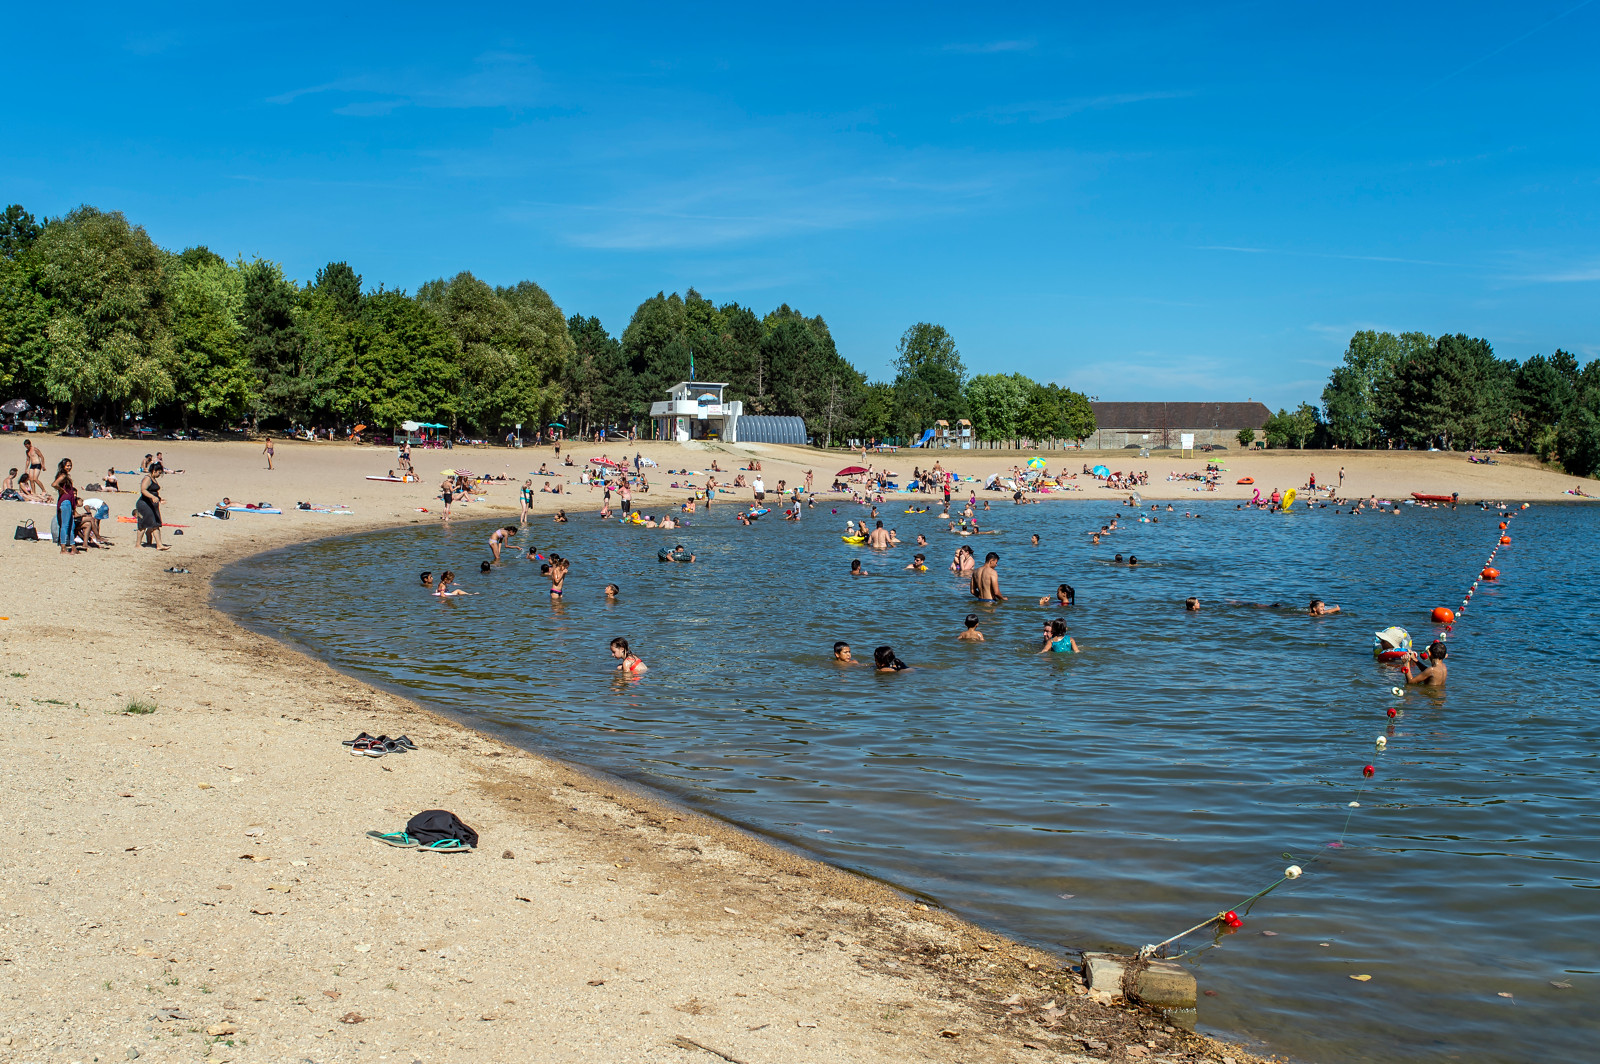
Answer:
434;571;468;597
874;646;910;671
1039;618;1078;654
956;614;984;642
611;637;647;674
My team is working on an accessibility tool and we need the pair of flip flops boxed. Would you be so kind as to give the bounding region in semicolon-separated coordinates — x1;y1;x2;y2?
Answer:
364;831;473;852
342;732;417;756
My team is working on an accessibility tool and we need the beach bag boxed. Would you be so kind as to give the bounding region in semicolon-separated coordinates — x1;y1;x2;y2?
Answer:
14;519;37;541
405;809;478;848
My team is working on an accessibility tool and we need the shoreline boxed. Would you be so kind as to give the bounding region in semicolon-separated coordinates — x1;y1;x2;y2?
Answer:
6;435;1580;1062
3;436;1270;1064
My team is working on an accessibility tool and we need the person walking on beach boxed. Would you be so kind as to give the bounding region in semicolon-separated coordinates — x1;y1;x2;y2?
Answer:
611;637;647;674
136;464;168;550
971;551;1004;602
399;441;413;474
23;438;44;486
519;479;533;524
262;436;275;470
52;458;80;554
439;476;454;521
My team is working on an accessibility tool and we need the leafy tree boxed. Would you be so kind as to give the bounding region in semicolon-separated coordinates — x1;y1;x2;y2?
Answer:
965;372;1029;441
166;254;254;427
344;289;460;428
0;205;43;260
1321;331;1404;447
1236;426;1257;448
30;206;174;428
891;323;966;438
240;258;309;423
566;314;630;434
0;256;49;395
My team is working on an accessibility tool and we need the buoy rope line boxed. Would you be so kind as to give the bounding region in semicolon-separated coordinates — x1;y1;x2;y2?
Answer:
1136;504;1528;962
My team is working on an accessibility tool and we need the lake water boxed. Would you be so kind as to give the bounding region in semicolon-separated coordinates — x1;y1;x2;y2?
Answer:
215;497;1600;1062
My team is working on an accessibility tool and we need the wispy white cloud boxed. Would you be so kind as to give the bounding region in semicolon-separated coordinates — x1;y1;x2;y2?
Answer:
1306;321;1401;339
1514;263;1600;282
267;51;544;114
944;40;1036;54
1195;245;1470;269
965;90;1190;124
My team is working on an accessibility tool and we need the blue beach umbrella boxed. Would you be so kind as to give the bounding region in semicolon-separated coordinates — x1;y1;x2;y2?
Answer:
1092;464;1111;477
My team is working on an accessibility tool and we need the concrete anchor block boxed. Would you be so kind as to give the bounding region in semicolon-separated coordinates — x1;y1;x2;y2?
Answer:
1082;951;1198;1012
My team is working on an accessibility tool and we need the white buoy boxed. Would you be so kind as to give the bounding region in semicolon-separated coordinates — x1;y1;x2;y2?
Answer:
1349;801;1361;808
1285;865;1303;879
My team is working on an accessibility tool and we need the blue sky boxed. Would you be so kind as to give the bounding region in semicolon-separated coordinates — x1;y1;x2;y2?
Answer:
5;2;1598;408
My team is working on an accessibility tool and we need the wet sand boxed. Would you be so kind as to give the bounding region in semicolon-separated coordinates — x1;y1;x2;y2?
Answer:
1;434;1574;1063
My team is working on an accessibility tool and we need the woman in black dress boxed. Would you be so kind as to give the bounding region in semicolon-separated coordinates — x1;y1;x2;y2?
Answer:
136;464;169;550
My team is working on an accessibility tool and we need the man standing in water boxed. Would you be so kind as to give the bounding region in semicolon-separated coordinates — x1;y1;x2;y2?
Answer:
866;520;891;550
971;551;1005;602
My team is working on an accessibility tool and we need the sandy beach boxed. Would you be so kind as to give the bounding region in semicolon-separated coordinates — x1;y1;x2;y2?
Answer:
0;434;1583;1064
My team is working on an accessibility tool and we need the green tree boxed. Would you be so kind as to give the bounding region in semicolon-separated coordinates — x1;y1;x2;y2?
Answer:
344;290;460;428
891;323;966;438
30;207;174;428
1236;426;1257;448
965;372;1029;441
1321;330;1405;448
166;254;254;427
0;256;49;395
240;258;309;423
0;204;43;261
566;314;630;435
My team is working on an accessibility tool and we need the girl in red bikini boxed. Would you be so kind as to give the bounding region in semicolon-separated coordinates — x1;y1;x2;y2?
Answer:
610;637;647;674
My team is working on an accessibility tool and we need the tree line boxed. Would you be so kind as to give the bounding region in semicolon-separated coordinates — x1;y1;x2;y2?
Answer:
0;203;1095;448
1315;330;1600;475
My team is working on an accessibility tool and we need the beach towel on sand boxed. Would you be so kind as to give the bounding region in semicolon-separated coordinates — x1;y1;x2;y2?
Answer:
405;809;478;848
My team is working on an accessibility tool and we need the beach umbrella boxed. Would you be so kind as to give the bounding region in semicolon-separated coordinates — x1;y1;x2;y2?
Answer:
590;457;621;467
836;465;869;476
1092;464;1110;477
1026;457;1046;470
0;398;28;415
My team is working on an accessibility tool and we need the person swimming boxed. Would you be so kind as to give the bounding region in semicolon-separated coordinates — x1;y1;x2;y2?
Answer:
1185;596;1201;611
479;560;492;572
1308;597;1341;615
1038;583;1075;607
420;571;434;587
610;636;647;674
956;613;984;642
1039;617;1078;654
873;645;909;671
850;559;868;576
905;553;928;571
833;640;856;664
434;570;468;597
605;583;620;600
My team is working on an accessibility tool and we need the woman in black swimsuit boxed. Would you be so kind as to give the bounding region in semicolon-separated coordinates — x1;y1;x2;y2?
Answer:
136;464;168;550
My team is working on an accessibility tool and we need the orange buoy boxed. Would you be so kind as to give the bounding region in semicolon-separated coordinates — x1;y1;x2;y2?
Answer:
1499;535;1511;545
1498;522;1507;529
1432;607;1456;624
1482;567;1499;580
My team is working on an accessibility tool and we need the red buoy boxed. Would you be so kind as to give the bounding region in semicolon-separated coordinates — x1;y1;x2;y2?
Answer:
1432;607;1455;623
1500;535;1511;545
1362;765;1376;777
1482;567;1499;580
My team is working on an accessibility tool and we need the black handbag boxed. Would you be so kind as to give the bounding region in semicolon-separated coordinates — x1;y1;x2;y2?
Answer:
14;519;37;541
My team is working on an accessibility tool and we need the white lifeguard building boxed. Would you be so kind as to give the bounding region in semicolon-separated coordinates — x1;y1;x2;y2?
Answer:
651;381;743;443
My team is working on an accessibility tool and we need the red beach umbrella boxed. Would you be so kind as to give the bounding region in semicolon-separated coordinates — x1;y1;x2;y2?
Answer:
835;465;870;476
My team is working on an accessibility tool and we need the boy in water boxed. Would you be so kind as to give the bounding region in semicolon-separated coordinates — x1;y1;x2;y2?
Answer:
420;571;434;588
833;641;857;664
1403;641;1447;685
849;559;868;576
604;583;620;600
956;614;985;641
